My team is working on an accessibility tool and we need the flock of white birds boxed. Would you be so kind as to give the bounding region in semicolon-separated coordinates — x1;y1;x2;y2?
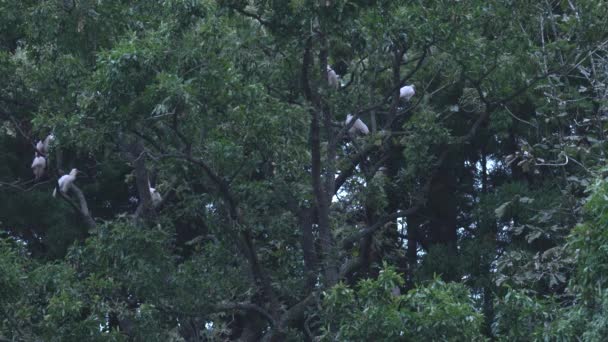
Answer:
327;66;416;135
30;134;81;198
30;68;411;207
31;134;161;207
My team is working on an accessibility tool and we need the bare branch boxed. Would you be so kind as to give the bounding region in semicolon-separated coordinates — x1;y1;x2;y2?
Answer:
230;5;273;27
58;184;96;230
334;143;379;194
215;302;277;327
341;207;419;249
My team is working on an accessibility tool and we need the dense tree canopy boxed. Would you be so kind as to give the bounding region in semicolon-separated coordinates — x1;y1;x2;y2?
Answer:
2;0;608;340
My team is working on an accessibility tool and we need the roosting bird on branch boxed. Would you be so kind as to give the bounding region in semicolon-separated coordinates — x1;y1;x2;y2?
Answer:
399;85;415;101
149;181;162;207
36;134;55;156
327;65;340;89
345;114;370;135
53;168;78;197
31;152;46;180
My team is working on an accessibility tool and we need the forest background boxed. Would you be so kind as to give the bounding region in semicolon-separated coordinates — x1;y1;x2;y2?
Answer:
2;0;608;340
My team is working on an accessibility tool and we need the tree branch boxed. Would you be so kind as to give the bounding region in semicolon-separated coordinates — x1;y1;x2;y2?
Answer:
340;207;419;249
58;184;96;230
215;302;277;328
159;152;280;320
334;143;379;194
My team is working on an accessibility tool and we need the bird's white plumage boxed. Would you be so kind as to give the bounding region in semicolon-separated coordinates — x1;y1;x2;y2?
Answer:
31;153;46;180
36;134;55;155
149;187;162;207
327;66;340;89
53;168;77;197
399;85;415;101
44;134;54;151
345;114;370;135
36;141;44;155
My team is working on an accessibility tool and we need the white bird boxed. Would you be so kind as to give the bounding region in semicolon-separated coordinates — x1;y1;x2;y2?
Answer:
149;185;162;207
53;168;78;197
148;179;162;207
345;114;370;135
31;153;46;180
36;140;44;155
399;85;415;101
36;134;55;156
327;66;340;89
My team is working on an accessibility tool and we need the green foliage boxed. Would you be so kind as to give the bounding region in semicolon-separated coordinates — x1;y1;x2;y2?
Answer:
321;266;486;341
0;237;124;341
401;109;450;181
1;0;608;340
492;177;608;341
493;289;580;341
569;178;608;298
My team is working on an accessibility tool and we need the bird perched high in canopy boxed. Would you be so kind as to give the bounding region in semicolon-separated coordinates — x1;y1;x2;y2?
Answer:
345;114;370;135
327;66;340;89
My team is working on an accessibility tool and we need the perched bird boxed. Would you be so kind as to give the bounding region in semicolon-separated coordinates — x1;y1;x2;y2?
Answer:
36;134;55;156
53;168;78;197
327;66;340;89
31;153;46;180
345;114;370;135
399;85;415;101
35;140;44;155
149;183;162;207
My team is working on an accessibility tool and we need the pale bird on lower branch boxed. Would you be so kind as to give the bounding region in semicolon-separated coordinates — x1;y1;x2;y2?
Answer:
53;168;78;197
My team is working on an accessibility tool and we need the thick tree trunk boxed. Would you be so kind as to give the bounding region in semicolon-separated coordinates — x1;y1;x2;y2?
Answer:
299;207;319;291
